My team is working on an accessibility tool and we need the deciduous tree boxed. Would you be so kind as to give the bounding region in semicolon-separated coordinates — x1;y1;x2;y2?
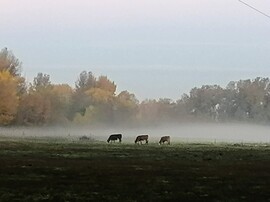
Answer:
0;47;21;76
17;73;53;125
0;71;19;125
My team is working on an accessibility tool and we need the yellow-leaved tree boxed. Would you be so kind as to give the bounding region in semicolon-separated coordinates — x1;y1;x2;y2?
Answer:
73;75;117;124
0;71;19;125
17;73;53;125
50;84;73;123
0;48;26;125
114;90;138;124
96;76;116;94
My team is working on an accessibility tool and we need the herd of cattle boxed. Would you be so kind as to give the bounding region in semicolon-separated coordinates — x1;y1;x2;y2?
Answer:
107;134;170;145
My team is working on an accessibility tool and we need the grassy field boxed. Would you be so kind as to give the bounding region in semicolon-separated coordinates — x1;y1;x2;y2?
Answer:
0;136;270;201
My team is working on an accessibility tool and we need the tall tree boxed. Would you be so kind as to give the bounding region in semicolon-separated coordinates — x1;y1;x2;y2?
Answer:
73;74;118;124
96;76;116;95
114;90;138;124
17;93;52;125
0;47;26;95
69;71;97;119
0;47;21;76
0;71;19;125
17;73;53;125
31;73;52;92
50;84;73;123
75;71;96;91
0;48;26;125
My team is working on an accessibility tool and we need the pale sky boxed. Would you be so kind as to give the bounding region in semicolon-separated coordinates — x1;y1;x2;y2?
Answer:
1;0;270;100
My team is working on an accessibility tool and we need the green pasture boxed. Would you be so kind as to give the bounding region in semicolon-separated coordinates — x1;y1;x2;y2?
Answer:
0;136;270;201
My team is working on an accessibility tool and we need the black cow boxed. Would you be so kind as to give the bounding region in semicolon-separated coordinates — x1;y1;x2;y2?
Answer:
159;136;170;145
107;134;122;143
135;135;149;144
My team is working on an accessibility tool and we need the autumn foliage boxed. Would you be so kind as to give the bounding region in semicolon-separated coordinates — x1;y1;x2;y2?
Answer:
2;47;270;126
0;71;19;125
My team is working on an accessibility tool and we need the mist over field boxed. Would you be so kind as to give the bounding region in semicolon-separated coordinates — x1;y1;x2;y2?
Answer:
2;1;270;201
1;123;270;144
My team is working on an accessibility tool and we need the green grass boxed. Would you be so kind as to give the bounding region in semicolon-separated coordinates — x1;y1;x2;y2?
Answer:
0;137;270;201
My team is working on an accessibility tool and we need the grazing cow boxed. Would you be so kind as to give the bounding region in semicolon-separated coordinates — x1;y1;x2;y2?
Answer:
135;135;149;144
107;134;122;143
159;136;170;145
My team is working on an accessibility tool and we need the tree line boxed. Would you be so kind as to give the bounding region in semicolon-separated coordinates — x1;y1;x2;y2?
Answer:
1;47;270;126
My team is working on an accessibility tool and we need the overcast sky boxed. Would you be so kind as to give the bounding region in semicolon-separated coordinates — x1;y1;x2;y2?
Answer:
1;0;270;100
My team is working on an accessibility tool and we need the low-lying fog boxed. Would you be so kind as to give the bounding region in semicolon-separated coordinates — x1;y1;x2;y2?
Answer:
1;123;270;144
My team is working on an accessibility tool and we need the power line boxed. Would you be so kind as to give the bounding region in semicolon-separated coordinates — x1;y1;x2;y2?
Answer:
238;0;270;19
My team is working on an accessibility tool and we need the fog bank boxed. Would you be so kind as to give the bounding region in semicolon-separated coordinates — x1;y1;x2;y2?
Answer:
1;123;270;144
